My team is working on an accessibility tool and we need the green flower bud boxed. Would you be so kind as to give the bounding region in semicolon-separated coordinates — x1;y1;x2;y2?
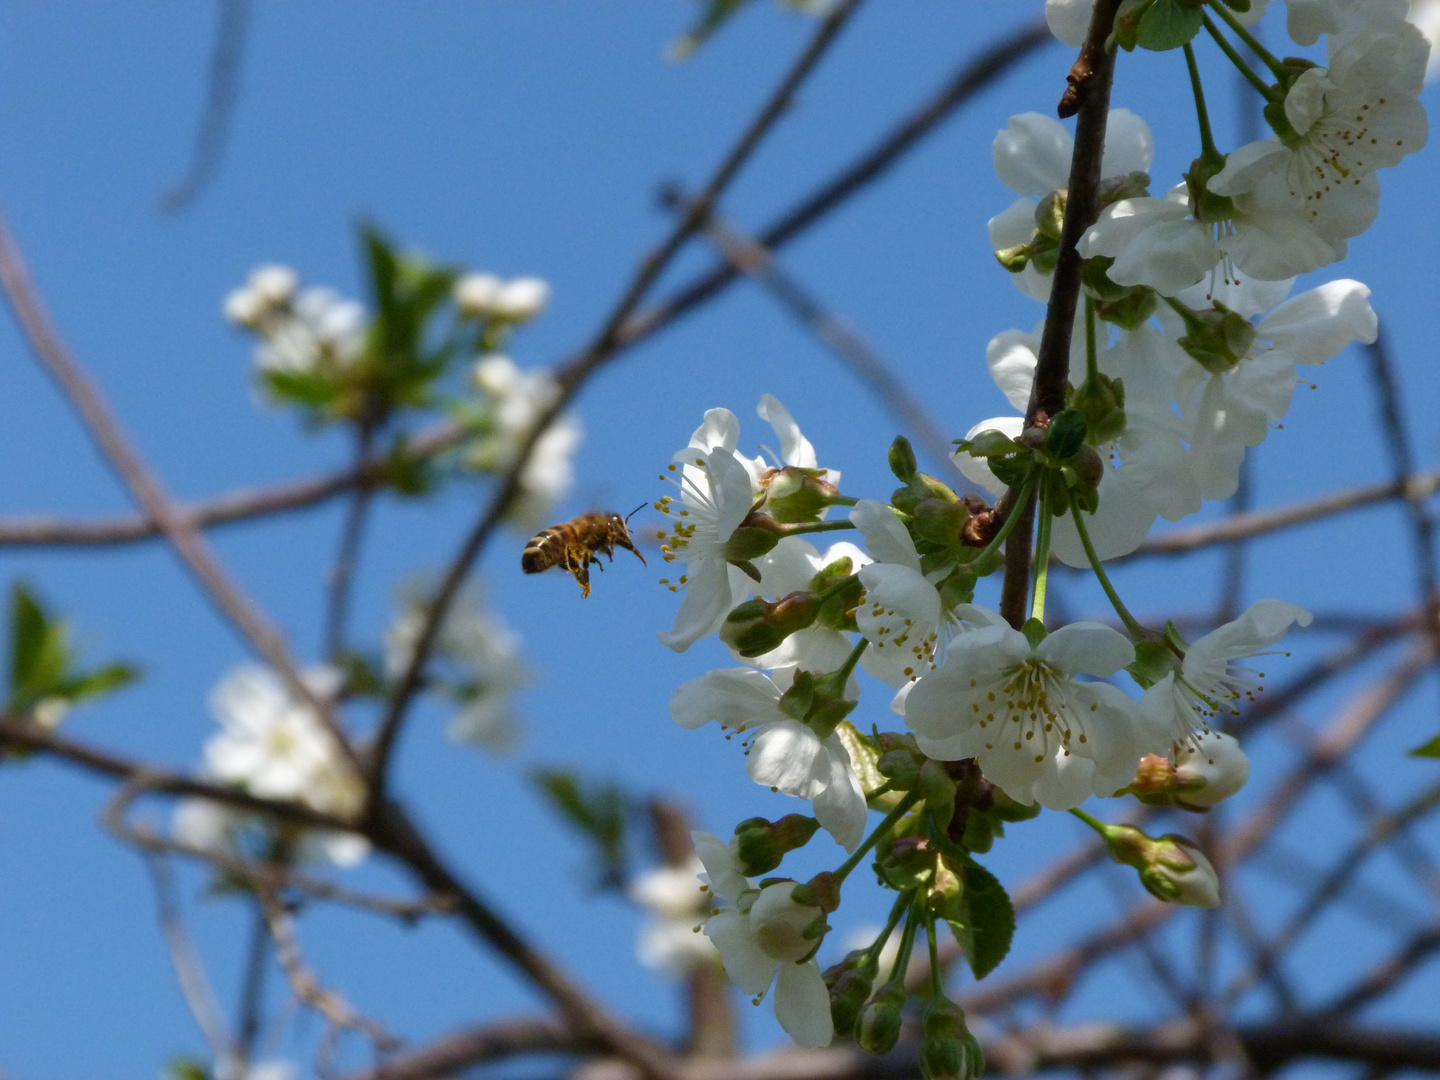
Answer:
732;814;821;877
877;747;926;789
918;759;957;823
719;592;821;658
1070;374;1127;446
994;241;1033;273
828;963;876;1037
913;498;972;547
765;466;841;524
920;1000;978;1080
1080;255;1136;303
1044;408;1089;459
1095;288;1158;331
889;436;918;482
854;983;906;1054
1172;300;1256;374
1099;823;1222;908
723;518;782;562
1034;190;1067;241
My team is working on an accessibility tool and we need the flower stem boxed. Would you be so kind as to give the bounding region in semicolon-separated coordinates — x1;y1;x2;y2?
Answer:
883;895;923;985
925;894;944;998
779;519;856;537
1205;1;1288;79
1030;476;1053;625
1068;501;1147;638
971;470;1039;576
1182;43;1219;160
1084;296;1099;384
866;887;914;967
833;790;920;886
1069;806;1110;836
1201;11;1281;101
835;636;869;683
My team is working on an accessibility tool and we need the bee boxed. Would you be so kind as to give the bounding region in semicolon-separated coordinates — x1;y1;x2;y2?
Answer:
521;504;647;597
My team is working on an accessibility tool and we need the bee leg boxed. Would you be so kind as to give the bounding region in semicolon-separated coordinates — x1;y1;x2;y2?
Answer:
574;560;592;597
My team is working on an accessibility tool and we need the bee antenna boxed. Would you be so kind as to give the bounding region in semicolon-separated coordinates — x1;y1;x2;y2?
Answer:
625;501;646;523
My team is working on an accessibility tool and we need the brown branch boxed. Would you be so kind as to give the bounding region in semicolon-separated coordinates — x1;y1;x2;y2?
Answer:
667;193;965;484
1131;467;1440;558
337;1017;579;1080
0;420;469;548
999;0;1120;630
365;0;869;808
0;211;362;775
341;1020;1440;1080
0;715;346;832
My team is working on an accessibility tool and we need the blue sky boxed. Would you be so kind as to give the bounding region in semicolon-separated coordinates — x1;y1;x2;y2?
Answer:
1;3;1438;1077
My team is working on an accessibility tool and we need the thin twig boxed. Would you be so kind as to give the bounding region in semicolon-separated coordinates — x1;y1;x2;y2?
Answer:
324;422;379;661
663;191;965;484
144;853;234;1064
235;900;272;1067
366;0;869;807
159;0;250;213
0;212;362;775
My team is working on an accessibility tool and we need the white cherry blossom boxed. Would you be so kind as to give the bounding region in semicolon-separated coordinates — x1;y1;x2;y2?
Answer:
671;669;867;850
693;832;834;1048
1174;731;1251;808
1141;600;1313;745
990;109;1153;301
902;619;1154;809
629;858;720;975
743;538;870;675
1209;0;1428;275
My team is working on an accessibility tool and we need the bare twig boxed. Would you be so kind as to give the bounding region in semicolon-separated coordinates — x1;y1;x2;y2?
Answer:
664;192;965;483
366;0;869;806
0;211;362;774
256;886;401;1059
159;0;250;213
144;854;233;1063
324;422;379;661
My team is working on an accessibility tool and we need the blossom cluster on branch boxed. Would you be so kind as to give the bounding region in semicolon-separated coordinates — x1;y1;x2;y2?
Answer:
651;0;1428;1064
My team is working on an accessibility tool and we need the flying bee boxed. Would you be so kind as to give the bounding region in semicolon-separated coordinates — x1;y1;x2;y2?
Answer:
521;504;647;597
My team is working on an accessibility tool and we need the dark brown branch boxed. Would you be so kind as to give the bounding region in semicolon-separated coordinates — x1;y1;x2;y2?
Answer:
0;212;361;773
999;0;1120;630
365;0;869;808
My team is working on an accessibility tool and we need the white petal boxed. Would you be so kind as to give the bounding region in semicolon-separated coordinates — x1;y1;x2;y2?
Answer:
994;112;1072;197
1259;279;1377;363
813;733;867;852
1035;621;1135;677
849;501;921;572
1046;0;1094;45
689;408;740;454
659;558;736;653
986;328;1041;413
954;416;1025;498
774;961;835;1048
706;912;776;996
757;394;817;468
748;721;829;799
1101;108;1154;176
692;831;749;903
670;668;783;730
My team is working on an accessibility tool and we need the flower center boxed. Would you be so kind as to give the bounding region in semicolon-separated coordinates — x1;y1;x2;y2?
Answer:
970;659;1094;764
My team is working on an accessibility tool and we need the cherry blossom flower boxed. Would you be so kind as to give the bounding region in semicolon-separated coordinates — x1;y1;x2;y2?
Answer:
990;109;1153;301
671;669;867;850
693;832;834;1048
1209;0;1428;275
629;858;720;975
1140;599;1312;745
902;619;1154;809
1174;731;1251;809
468;354;582;528
743;538;871;675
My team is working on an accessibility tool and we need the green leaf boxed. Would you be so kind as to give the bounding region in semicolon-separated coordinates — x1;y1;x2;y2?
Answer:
1409;733;1440;758
1136;0;1202;50
835;721;885;799
6;583;138;719
531;769;632;889
165;1058;212;1080
60;662;138;703
960;858;1015;980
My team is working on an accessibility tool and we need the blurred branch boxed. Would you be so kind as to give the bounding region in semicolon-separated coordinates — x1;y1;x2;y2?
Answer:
664;190;966;483
1131;467;1440;558
323;421;379;661
366;0;870;809
342;1019;1440;1080
158;0;250;213
144;854;234;1065
0;210;361;774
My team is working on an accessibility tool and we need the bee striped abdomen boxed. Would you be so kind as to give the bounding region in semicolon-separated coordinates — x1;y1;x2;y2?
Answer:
521;528;568;575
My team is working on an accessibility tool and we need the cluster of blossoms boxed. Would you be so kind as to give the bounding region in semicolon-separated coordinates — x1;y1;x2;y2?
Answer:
654;0;1426;1062
223;253;581;528
174;666;367;868
385;580;530;753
